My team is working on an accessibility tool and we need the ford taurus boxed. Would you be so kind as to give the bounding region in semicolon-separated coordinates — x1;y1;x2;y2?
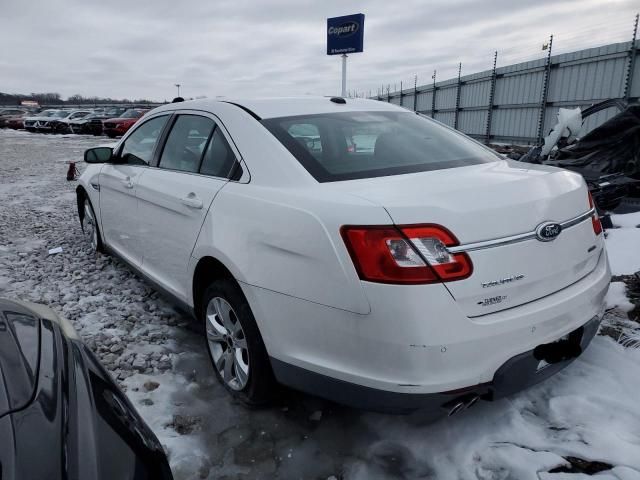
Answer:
77;97;610;414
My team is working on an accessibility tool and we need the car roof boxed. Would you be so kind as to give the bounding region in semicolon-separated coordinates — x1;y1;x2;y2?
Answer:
153;96;403;120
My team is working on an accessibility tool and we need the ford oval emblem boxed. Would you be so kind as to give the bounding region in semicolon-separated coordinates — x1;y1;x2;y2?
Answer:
535;222;562;242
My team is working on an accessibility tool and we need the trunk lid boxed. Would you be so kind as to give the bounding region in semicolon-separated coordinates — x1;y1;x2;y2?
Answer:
328;160;602;316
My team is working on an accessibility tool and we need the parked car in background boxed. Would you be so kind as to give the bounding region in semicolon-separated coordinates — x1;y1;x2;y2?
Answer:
0;298;173;480
23;109;61;132
102;108;149;138
47;109;93;133
78;97;609;415
82;107;128;135
5;112;29;129
70;110;114;134
0;108;26;127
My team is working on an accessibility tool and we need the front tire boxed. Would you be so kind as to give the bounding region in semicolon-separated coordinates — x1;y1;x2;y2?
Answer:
201;279;274;405
82;198;104;253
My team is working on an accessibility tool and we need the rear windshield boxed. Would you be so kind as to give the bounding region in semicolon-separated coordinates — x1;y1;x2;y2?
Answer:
262;111;499;182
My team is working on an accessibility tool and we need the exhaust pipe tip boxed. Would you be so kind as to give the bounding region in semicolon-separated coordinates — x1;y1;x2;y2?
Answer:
445;394;482;416
448;401;466;416
466;395;480;410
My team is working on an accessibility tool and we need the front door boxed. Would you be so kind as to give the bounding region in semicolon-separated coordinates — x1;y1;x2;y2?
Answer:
99;114;169;266
137;113;240;302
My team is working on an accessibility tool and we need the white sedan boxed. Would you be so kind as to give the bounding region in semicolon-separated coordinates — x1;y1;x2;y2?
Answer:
77;97;610;414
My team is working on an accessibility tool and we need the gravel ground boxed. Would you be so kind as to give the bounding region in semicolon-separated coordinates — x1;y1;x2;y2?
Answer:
1;128;639;480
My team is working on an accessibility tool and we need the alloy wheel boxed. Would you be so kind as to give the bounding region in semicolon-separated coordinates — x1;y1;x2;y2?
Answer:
205;296;250;391
82;201;98;250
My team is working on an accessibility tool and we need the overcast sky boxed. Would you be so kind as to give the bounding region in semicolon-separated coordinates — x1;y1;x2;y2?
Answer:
1;0;637;101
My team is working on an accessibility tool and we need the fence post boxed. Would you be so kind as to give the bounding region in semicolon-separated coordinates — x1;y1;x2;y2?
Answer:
485;51;498;144
536;34;554;144
431;70;437;118
624;13;639;100
399;81;404;107
413;75;418;112
454;62;462;130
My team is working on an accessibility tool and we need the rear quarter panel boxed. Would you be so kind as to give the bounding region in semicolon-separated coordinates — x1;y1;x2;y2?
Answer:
190;183;393;315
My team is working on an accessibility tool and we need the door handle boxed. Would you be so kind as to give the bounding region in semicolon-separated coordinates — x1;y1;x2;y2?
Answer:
122;177;134;189
180;194;203;209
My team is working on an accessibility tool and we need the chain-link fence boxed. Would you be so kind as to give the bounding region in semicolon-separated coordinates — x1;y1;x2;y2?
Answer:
368;14;639;145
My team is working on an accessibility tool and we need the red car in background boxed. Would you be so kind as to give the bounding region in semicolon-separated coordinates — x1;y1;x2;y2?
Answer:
102;108;149;138
0;111;29;129
0;108;27;128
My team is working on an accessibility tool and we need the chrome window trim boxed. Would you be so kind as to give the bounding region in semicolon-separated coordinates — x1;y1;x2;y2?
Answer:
447;208;596;254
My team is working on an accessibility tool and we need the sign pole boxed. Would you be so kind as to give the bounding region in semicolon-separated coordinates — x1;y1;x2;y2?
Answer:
341;54;348;97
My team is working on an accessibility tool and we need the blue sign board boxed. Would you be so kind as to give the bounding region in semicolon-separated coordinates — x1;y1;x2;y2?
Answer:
327;13;365;55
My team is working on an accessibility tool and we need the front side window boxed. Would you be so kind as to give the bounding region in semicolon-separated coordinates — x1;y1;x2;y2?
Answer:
262;111;500;182
159;115;215;173
119;115;168;165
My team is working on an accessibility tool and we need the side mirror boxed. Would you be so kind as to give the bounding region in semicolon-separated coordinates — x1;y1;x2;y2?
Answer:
84;146;113;163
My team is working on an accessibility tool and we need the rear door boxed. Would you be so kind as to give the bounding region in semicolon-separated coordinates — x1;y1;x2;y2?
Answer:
136;112;242;302
99;114;170;266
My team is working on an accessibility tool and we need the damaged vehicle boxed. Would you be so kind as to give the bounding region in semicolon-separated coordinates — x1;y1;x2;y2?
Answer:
518;100;640;213
0;298;173;480
77;97;609;415
23;109;61;132
47;109;94;133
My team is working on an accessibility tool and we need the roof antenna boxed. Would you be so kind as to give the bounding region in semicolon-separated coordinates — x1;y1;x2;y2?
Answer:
330;97;346;104
171;97;185;103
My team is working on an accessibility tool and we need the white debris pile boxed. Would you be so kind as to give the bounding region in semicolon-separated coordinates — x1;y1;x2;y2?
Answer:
541;107;583;156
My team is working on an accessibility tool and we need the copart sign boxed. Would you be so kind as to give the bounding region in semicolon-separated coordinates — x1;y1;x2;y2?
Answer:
327;13;365;55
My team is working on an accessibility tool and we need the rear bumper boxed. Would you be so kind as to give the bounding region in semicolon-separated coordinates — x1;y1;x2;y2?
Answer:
271;313;602;413
245;247;610;405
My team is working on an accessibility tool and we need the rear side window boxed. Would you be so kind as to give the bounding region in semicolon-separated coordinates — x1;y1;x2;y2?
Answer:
200;128;238;178
159;115;215;173
119;115;169;165
262;111;499;182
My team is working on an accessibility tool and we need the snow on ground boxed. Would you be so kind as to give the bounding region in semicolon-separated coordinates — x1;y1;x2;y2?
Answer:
1;128;639;480
603;228;640;276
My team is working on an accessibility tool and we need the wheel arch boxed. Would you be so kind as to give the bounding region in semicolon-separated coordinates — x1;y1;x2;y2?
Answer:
192;256;241;319
76;185;87;225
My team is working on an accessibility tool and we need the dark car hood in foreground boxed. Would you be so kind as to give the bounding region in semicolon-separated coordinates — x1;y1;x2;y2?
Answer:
0;300;173;480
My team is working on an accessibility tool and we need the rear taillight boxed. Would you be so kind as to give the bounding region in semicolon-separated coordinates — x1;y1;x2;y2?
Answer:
588;193;603;236
341;224;472;284
400;225;473;281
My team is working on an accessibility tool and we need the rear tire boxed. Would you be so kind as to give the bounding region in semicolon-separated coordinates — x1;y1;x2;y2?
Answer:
201;279;274;406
